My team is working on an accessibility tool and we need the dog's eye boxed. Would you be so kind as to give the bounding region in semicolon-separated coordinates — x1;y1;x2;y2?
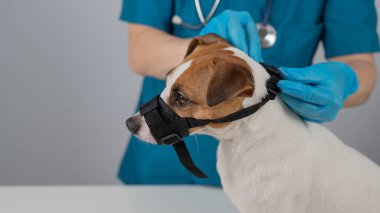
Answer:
175;92;188;106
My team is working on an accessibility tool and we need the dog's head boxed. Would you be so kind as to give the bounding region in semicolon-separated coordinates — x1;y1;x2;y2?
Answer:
127;34;270;143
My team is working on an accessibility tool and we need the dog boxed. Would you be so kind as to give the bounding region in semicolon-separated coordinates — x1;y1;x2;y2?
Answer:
127;34;380;213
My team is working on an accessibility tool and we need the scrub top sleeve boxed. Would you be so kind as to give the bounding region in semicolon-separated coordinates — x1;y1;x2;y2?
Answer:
323;0;380;58
120;0;174;32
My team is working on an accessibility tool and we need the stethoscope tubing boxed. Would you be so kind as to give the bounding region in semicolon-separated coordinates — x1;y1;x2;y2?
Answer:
262;0;273;26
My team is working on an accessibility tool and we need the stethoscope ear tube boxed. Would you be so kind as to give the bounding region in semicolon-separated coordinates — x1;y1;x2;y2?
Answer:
197;0;221;24
172;0;220;30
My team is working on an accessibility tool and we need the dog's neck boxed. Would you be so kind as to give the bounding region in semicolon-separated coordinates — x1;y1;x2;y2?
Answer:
203;98;304;142
200;47;309;155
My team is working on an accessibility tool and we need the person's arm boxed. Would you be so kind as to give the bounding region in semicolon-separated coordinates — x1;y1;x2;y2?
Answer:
328;53;378;107
128;23;191;79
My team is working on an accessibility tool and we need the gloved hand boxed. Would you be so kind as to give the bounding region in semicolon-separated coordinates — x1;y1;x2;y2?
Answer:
278;62;359;123
199;10;263;62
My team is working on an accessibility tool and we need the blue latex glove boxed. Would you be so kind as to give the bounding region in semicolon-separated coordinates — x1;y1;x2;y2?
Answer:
200;10;263;62
278;62;359;123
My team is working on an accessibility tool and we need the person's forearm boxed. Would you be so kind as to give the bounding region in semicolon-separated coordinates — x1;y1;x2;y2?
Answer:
329;54;378;107
128;23;191;79
344;60;377;106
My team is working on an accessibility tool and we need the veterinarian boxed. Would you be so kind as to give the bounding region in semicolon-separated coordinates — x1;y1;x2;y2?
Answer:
119;0;379;185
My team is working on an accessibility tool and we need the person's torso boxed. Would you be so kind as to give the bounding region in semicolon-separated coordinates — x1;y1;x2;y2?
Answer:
172;0;326;67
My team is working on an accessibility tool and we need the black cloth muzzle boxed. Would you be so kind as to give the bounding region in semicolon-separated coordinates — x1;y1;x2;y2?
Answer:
135;63;282;178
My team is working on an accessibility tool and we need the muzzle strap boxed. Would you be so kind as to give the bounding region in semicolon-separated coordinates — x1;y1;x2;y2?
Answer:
140;96;208;178
185;100;269;128
173;141;208;178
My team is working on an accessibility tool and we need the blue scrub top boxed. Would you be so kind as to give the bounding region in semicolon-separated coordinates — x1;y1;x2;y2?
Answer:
119;0;380;186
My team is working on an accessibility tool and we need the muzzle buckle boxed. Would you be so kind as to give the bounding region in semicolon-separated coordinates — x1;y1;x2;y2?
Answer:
160;133;182;145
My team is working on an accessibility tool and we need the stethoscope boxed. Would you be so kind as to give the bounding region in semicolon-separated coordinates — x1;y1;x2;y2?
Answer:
172;0;277;49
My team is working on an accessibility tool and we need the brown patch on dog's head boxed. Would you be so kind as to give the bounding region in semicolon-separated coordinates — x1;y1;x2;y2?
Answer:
165;34;254;131
206;58;254;107
184;34;230;59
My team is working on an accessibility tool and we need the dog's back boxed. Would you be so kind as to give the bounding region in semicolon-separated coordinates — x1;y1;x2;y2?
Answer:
307;122;380;213
217;100;380;213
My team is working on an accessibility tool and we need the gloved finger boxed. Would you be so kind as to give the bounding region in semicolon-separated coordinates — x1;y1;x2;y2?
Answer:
228;17;248;53
279;93;323;120
278;80;330;106
215;22;228;39
230;11;262;61
232;11;252;25
246;20;263;62
279;66;329;84
221;10;235;17
199;24;213;36
200;17;225;36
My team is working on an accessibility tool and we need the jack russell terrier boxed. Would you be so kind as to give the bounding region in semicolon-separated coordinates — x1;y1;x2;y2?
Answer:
126;34;380;213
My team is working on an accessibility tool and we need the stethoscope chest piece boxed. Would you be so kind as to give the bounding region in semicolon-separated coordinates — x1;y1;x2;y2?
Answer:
257;23;277;49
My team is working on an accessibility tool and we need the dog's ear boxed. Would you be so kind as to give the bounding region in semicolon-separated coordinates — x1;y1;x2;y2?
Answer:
185;34;228;58
206;58;254;107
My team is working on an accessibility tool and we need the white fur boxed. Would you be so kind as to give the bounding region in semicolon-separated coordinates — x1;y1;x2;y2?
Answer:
131;112;156;143
135;48;380;213
161;60;192;102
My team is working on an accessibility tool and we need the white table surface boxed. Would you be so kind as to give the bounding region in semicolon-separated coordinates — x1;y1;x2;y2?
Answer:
0;185;239;213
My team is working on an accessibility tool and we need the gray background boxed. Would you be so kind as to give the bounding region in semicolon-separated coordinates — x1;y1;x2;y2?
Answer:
0;0;379;185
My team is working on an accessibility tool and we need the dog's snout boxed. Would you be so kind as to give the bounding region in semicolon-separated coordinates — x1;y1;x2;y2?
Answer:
126;116;140;134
